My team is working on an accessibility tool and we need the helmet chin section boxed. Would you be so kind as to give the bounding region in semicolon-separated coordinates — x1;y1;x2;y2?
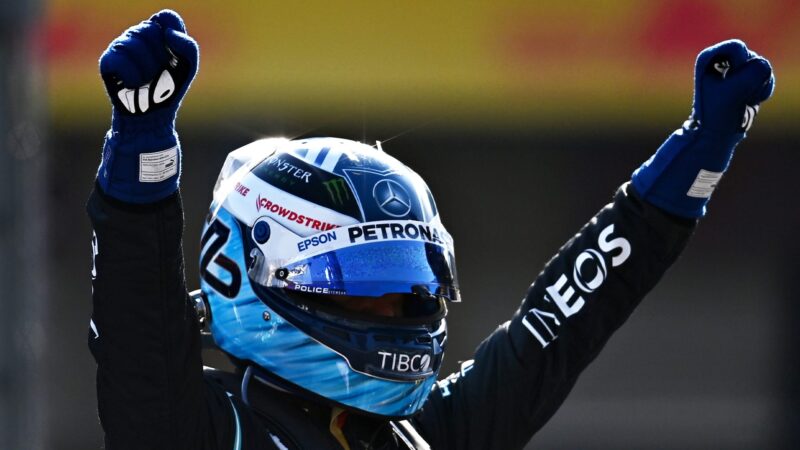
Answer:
253;284;447;383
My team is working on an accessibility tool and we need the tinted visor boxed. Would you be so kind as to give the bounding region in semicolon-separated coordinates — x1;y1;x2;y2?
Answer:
249;220;460;302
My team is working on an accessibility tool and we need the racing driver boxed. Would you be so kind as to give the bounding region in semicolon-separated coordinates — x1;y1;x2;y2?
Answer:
87;9;775;450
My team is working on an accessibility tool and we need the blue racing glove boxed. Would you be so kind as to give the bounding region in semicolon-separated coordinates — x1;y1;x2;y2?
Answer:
97;9;199;203
632;39;775;218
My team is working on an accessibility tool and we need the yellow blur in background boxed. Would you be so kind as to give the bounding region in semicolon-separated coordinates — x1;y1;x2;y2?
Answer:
12;2;797;449
46;0;800;129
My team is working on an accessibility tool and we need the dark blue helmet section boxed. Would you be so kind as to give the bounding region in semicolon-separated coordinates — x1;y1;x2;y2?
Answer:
341;167;437;223
251;153;362;219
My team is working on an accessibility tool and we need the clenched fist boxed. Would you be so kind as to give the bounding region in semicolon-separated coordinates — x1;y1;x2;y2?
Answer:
96;10;198;204
100;9;198;119
632;39;775;219
690;39;774;134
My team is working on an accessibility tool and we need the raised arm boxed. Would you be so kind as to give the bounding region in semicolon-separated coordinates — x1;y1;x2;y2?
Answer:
415;40;775;449
86;10;210;449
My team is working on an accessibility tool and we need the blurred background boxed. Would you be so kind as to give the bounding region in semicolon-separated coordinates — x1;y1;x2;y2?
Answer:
1;0;798;448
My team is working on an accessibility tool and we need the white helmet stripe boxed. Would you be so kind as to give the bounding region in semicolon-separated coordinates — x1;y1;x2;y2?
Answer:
223;171;360;236
320;147;343;171
259;219;454;263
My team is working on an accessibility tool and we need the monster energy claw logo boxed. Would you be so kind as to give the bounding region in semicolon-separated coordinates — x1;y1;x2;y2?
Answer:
323;179;350;205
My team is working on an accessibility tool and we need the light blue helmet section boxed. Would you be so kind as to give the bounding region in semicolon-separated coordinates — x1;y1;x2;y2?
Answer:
199;137;457;417
202;207;439;416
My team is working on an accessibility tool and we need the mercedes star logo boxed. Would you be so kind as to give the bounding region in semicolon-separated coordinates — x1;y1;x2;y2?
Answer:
372;179;412;217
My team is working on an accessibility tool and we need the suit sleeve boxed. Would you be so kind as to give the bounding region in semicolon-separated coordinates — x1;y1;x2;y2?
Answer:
87;186;222;449
413;183;697;450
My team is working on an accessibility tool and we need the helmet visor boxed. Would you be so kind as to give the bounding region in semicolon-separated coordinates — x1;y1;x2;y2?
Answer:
248;219;460;302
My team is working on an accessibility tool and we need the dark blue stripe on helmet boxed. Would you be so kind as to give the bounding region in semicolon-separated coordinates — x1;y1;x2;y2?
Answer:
314;147;331;165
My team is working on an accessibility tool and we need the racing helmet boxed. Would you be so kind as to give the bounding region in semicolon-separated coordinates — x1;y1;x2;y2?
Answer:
198;137;459;418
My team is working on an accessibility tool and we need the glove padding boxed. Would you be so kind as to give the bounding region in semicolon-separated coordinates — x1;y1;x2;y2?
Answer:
632;39;775;218
97;9;199;203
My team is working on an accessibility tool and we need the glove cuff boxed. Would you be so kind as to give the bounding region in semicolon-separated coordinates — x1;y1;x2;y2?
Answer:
97;126;181;204
631;126;744;218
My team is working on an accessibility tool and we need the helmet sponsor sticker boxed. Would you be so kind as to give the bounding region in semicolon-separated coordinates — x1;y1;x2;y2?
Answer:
348;222;449;245
291;220;453;255
234;182;250;197
252;153;361;219
256;194;338;232
373;179;412;217
322;178;350;206
262;155;312;183
297;230;338;251
290;284;346;296
378;351;431;374
221;170;360;238
342;168;437;223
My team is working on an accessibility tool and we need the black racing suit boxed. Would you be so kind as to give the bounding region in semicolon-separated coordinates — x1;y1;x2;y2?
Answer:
87;181;695;449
